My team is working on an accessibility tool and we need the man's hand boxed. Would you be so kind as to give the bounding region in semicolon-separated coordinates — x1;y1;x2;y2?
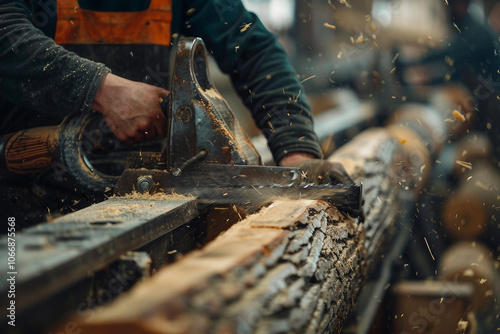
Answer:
297;159;355;185
280;153;354;185
92;73;169;144
279;153;316;167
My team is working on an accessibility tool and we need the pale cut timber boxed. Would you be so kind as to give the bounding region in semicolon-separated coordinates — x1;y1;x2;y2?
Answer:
67;127;422;334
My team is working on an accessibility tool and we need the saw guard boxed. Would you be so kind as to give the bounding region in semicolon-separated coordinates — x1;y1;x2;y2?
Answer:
164;37;261;168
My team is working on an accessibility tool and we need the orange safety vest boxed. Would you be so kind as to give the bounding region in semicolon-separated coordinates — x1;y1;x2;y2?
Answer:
54;0;172;46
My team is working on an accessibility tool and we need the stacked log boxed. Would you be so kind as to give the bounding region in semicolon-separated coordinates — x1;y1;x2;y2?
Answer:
441;134;500;242
429;84;475;139
391;280;475;334
438;242;497;311
452;133;493;178
385;103;446;195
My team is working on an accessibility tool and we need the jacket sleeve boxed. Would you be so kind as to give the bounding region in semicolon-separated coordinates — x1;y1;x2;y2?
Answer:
180;0;322;163
0;1;110;117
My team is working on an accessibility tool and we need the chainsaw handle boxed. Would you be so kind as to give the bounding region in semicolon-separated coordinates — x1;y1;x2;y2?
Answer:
1;125;61;174
59;111;119;192
167;37;261;167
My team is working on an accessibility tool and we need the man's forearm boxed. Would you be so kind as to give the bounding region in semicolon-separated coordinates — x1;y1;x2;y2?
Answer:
0;2;109;118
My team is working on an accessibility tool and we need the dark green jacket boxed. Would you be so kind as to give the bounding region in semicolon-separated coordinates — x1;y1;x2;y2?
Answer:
0;0;322;163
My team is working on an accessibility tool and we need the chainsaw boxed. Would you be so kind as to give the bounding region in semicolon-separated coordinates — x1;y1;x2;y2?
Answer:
0;37;362;214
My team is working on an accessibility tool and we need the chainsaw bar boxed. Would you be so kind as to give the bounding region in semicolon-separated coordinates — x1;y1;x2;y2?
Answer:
114;164;362;215
167;183;362;214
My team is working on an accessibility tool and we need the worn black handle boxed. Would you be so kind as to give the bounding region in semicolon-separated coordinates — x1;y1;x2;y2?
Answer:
59;111;119;192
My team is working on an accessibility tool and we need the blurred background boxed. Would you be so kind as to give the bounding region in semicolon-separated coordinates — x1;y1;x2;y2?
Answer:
211;1;500;333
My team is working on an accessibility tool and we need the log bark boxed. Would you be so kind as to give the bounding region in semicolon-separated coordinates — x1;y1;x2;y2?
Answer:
385;103;447;195
65;128;424;334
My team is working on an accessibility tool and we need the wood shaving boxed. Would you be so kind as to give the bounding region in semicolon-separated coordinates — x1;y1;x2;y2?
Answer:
452;109;466;122
424;237;435;261
456;160;472;170
240;22;252;32
324;23;336;30
475;181;490;191
300;75;316;84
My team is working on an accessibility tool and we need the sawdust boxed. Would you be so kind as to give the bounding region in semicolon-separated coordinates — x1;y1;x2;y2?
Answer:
197;98;237;145
115;191;195;201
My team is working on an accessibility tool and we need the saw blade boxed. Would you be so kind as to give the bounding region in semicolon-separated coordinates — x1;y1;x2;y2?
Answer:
163;183;362;215
114;164;362;216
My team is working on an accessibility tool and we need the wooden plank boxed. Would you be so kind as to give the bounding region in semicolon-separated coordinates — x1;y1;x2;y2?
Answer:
0;197;198;314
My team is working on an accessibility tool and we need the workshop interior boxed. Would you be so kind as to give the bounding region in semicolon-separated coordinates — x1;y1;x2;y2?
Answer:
1;0;499;333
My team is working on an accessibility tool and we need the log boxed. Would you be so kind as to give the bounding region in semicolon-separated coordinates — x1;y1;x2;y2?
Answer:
49;116;452;334
441;161;500;240
392;280;475;334
429;84;474;139
385;103;447;195
56;127;413;334
328;128;409;264
59;200;362;334
452;133;494;178
438;241;497;311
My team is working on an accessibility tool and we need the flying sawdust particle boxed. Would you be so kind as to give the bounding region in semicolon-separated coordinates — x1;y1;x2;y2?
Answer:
424;237;435;260
452;109;466;122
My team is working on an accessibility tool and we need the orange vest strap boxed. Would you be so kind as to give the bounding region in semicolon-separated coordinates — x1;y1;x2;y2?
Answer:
55;0;172;46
